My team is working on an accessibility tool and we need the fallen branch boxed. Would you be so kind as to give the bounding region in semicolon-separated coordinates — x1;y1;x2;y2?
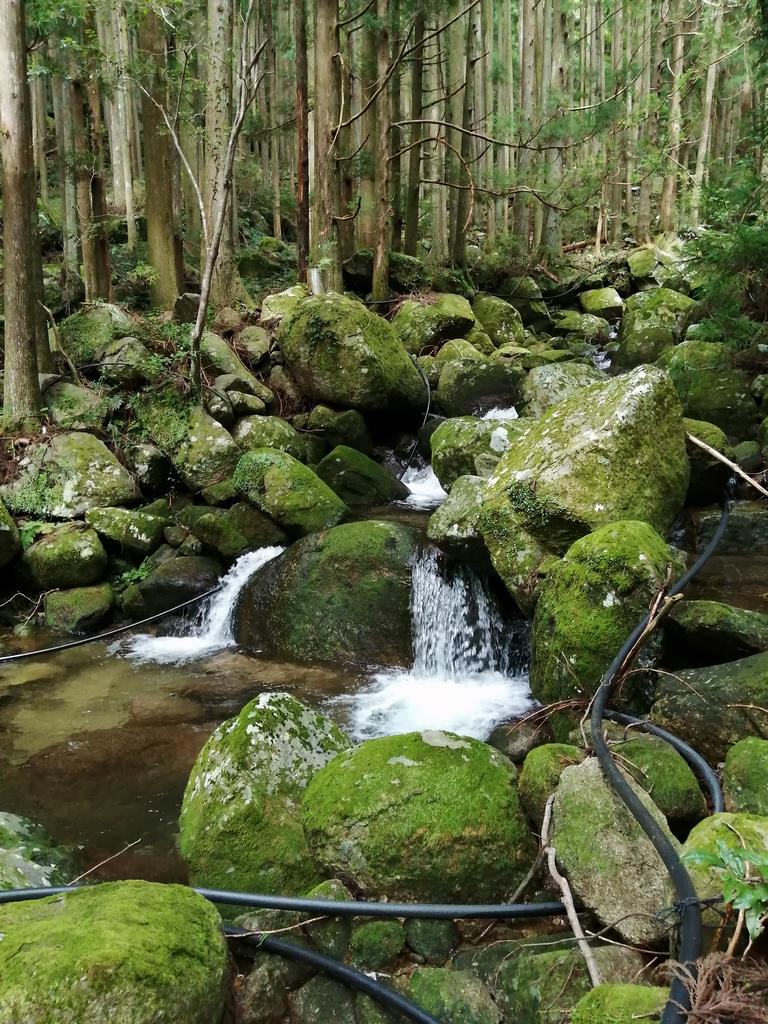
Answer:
686;432;768;501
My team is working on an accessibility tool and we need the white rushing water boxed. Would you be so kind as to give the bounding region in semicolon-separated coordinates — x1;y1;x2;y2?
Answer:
337;548;533;739
112;546;284;665
482;405;519;421
401;464;448;509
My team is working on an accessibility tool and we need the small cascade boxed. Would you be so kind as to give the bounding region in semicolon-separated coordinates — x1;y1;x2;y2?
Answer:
401;463;447;509
338;548;533;739
482;405;519;421
113;546;284;665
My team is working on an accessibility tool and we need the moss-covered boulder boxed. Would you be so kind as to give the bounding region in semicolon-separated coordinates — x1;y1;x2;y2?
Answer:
59;302;136;365
665;600;768;667
579;287;623;320
480;507;559;615
232;414;307;460
260;283;309;329
121;555;221;616
279;293;424;411
604;735;707;824
650;651;768;762
302;731;536;902
494;946;647;1024
44;583;114;634
430;416;524;490
627;246;658;281
434;338;486;365
234;521;419;668
680;812;768;931
0;811;73;890
551;310;611;340
683;417;733;504
409;968;500;1024
234;448;348;536
479;366;689;555
200;331;273;404
315;446;408;507
723;738;768;814
614;287;695;370
496;275;552;328
188;503;288;560
99;336;159;389
306;405;372;455
435;359;525;417
658;339;758;438
518;743;583;826
530;521;680;707
85;507;165;556
1;432;140;518
404;919;459;965
22;524;107;589
473;293;526;348
349;921;406;970
571;984;667;1024
42;381;108;430
0;881;228;1024
125;443;172;495
465;326;496;355
392;293;475;354
427;475;488;565
237;324;271;366
173;407;243;491
552;758;680;945
0;501;20;568
520;362;605;418
179;693;349;894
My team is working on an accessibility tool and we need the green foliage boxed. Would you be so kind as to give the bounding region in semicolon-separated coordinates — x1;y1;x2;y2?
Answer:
683;839;768;943
113;560;153;592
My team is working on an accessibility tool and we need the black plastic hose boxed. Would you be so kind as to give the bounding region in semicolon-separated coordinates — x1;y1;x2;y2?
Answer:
225;926;440;1024
603;710;723;813
0;884;566;920
590;491;731;1024
0;585;221;664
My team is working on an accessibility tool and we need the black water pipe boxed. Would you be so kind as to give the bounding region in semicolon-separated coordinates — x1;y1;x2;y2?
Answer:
0;585;222;664
226;926;441;1024
590;489;732;1024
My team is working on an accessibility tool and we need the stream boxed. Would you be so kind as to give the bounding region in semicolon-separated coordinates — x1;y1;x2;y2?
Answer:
0;477;763;885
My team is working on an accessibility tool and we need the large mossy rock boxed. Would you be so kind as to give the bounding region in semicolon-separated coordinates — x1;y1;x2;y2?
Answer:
604;735;707;824
234;448;348;536
518;743;583;826
1;432;140;518
234;521;419;668
59;302;136;365
479;366;689;555
520;362;605;418
683;417;733;504
472;293;526;347
42;381;108;431
301;731;536;902
571;984;668;1024
430;416;524;490
44;583;114;634
723;738;768;814
680;813;768;931
392;293;475;354
188;502;288;560
435;359;525;417
0;811;72;890
551;310;610;340
552;758;680;945
530;521;679;707
22;524;107;589
260;283;309;329
232;414;307;460
657;339;758;438
0;881;228;1024
650;651;768;763
614;286;695;370
409;968;500;1024
316;446;408;506
579;287;623;320
85;507;165;556
480;507;559;616
200;331;273;404
179;693;349;894
278;293;424;411
427;475;488;565
665;599;768;667
121;556;222;616
306;405;373;455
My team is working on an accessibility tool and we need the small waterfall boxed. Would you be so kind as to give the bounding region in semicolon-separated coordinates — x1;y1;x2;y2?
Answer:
337;548;533;740
401;463;447;509
113;546;284;665
482;405;519;421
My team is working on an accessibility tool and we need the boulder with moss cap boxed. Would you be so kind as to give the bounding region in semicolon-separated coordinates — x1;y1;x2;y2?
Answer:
234;448;348;536
479;366;689;556
518;743;583;826
435;359;525;417
179;692;350;894
278;292;425;411
235;521;418;668
552;757;680;946
316;446;408;506
430;416;524;490
301;730;536;902
427;475;488;565
0;880;228;1024
408;968;500;1024
232;414;308;460
520;362;605;418
44;583;114;634
722;739;768;815
530;521;682;708
392;293;475;354
472;293;526;348
22;523;107;590
571;984;668;1024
